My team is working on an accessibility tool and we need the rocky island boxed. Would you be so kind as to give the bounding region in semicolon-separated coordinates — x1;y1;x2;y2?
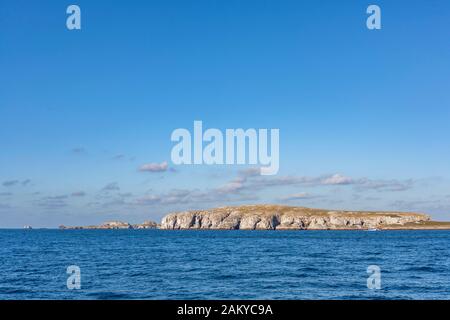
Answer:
159;205;450;230
58;205;450;231
59;220;158;230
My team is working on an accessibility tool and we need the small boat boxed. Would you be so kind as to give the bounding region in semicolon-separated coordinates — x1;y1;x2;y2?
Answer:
23;225;32;230
367;228;378;232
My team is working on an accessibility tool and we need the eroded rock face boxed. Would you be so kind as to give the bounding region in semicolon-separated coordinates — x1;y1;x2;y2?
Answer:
133;221;158;229
159;205;430;230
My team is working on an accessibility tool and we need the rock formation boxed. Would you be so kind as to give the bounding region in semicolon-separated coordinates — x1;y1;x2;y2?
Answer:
133;221;158;229
159;205;437;230
59;220;158;230
57;205;450;231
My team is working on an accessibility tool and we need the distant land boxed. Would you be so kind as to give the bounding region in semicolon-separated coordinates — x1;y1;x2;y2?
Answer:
58;205;450;230
59;220;157;230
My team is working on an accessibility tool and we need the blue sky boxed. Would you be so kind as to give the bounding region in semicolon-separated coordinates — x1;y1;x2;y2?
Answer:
1;0;450;227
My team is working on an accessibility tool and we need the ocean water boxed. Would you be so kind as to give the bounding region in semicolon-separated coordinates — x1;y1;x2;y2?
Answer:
0;229;449;300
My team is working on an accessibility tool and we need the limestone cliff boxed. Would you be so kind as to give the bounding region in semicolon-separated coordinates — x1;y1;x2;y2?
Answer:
159;205;433;230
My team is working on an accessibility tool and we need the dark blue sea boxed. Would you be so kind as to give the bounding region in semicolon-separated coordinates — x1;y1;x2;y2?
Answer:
0;229;449;300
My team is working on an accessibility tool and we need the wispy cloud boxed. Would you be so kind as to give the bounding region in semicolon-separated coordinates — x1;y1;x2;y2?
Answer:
44;195;69;200
355;178;414;192
135;189;212;206
2;180;19;187
37;201;68;209
100;198;128;208
138;161;169;173
216;180;245;194
71;191;86;197
72;147;86;154
390;199;444;213
118;192;133;198
46;167;419;216
102;182;120;191
71;147;86;154
278;192;317;201
133;186;255;207
2;179;32;187
36;195;69;209
112;154;126;160
216;169;415;195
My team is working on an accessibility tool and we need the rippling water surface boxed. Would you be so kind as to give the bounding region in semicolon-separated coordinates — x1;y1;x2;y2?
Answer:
0;229;449;299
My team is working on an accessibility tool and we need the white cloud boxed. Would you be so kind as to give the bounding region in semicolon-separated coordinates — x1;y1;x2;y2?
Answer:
322;174;354;185
139;161;169;172
216;180;244;194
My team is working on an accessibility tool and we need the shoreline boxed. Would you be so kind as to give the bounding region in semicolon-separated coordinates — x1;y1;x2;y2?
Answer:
15;205;450;231
6;227;450;231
